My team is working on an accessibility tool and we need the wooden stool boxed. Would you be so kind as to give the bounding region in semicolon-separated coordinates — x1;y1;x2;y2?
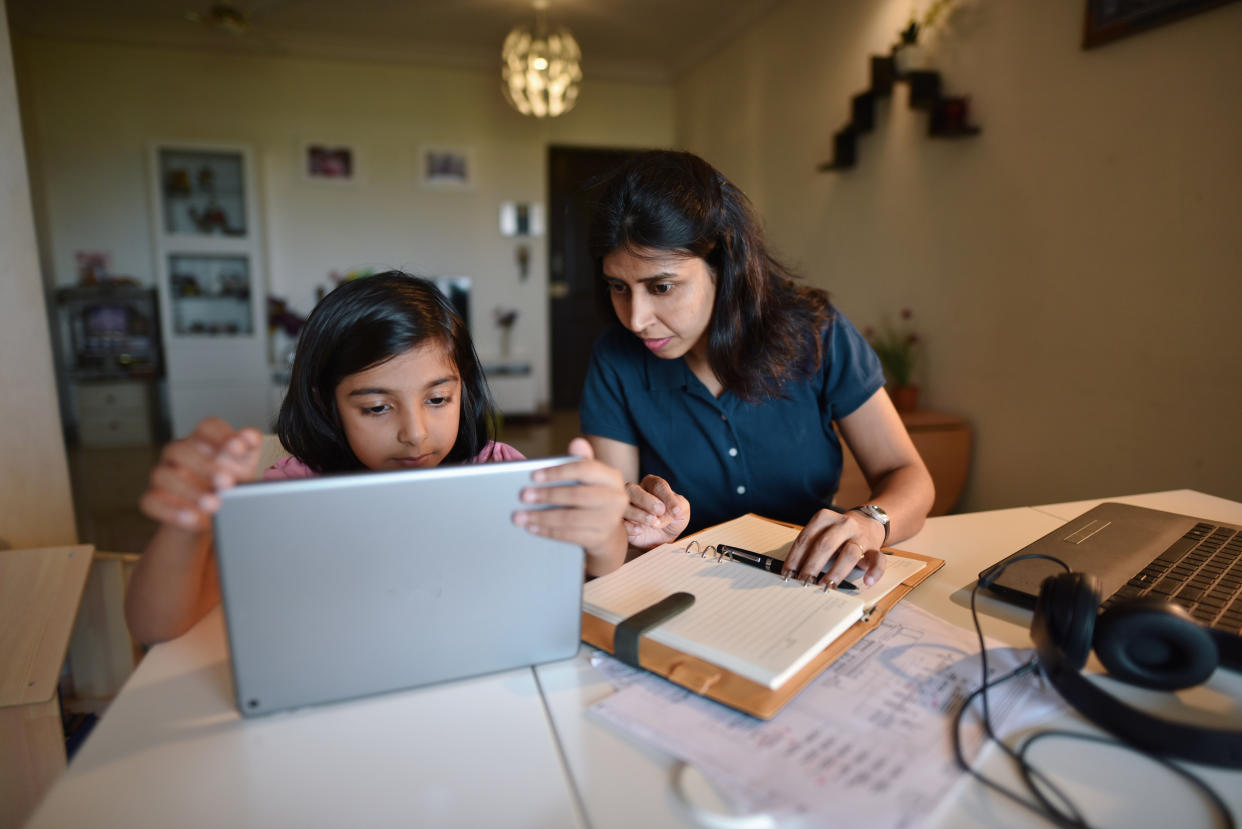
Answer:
0;545;93;828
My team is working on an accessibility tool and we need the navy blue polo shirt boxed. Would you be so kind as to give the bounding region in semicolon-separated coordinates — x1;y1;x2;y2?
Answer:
580;311;885;533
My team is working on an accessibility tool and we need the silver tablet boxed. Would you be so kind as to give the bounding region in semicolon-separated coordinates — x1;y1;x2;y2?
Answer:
214;456;584;716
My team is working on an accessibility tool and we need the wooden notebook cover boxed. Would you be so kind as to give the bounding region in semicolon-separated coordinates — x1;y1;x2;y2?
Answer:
580;518;944;720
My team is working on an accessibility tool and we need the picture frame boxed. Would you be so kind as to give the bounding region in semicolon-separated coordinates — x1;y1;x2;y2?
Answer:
303;142;356;183
1082;0;1239;48
418;145;475;191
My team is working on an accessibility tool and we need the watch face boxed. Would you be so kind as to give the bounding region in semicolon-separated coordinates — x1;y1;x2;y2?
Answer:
863;505;889;524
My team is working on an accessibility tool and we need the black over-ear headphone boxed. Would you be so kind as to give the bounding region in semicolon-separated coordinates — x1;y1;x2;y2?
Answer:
1030;569;1242;768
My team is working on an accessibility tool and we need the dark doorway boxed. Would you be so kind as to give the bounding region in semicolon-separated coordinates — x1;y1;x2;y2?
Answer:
547;145;645;411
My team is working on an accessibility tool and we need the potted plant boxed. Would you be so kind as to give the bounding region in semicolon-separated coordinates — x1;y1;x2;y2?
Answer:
866;308;922;412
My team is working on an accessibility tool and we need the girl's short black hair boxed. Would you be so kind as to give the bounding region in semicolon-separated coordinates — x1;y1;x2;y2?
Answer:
275;271;496;472
589;150;834;401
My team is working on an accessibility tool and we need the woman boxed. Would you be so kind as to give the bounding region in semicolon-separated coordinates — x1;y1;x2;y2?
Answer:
580;150;934;590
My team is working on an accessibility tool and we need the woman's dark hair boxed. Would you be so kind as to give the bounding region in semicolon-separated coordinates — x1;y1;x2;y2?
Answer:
589;150;833;401
275;271;496;472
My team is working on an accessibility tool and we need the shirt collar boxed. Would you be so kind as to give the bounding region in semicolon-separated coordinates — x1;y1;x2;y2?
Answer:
643;348;692;391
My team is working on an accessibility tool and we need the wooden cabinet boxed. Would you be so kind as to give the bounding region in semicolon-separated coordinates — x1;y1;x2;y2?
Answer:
74;380;154;447
835;410;972;516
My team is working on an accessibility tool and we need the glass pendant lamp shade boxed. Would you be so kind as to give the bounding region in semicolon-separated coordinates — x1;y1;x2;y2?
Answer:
501;7;582;118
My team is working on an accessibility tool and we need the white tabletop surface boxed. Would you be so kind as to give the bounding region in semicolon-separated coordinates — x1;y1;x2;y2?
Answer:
24;490;1242;829
540;490;1242;829
25;606;584;829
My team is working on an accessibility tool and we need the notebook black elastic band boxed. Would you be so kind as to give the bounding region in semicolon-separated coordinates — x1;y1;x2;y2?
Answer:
613;592;696;669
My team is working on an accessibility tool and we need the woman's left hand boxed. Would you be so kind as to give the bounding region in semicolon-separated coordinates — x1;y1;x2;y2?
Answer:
781;508;887;589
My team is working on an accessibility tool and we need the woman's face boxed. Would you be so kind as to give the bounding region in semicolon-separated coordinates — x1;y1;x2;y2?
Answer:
602;246;716;361
333;340;462;470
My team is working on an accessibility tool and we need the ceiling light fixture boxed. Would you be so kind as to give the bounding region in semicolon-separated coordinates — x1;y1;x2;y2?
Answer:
500;0;582;118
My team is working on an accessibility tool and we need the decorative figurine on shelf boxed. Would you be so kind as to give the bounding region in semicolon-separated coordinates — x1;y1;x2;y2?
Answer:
189;200;230;234
165;169;192;197
516;243;531;281
267;295;307;366
171;272;202;297
196;164;215;193
328;268;375;285
865;307;922;413
267;296;306;337
494;306;519;357
892;0;956;74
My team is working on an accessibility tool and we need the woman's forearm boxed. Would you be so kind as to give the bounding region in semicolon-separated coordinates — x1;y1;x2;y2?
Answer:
861;461;935;546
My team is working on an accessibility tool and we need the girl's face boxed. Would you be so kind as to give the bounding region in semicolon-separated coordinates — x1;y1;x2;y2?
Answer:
602;246;716;361
333;341;462;471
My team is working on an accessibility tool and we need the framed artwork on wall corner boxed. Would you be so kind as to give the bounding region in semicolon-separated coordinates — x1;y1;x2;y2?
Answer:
303;142;357;183
1082;0;1240;48
418;145;475;191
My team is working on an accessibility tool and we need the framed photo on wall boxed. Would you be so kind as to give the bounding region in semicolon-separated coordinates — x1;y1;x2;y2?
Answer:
418;145;475;191
304;142;356;183
1083;0;1239;48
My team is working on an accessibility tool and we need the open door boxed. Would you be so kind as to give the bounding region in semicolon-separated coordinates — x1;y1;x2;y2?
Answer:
547;145;645;411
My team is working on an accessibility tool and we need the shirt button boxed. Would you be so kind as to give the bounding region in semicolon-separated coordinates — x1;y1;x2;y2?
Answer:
721;414;727;421
736;485;746;495
728;447;738;457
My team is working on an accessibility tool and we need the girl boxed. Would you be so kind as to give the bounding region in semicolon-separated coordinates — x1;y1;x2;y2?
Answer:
127;272;628;644
580;150;935;591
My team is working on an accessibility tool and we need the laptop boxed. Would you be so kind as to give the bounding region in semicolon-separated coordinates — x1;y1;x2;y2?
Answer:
980;502;1242;640
213;456;585;717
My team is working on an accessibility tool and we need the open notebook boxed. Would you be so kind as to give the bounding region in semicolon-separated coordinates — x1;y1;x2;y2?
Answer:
582;514;942;716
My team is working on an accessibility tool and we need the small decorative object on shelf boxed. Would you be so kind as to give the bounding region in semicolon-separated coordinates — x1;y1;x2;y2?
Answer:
819;0;978;172
866;308;922;412
494;306;519;357
268;295;307;367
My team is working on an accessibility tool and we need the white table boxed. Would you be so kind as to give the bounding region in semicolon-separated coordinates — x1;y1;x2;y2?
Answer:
538;490;1242;828
24;490;1242;828
24;605;584;829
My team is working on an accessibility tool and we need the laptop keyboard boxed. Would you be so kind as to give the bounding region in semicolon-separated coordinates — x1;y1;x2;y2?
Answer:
1106;523;1242;634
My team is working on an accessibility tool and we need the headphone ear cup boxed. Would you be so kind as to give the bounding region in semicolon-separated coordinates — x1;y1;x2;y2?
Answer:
1032;571;1101;669
1093;598;1220;690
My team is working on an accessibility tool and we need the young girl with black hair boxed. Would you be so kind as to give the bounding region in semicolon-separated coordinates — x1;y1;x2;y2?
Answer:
581;150;934;593
128;272;627;644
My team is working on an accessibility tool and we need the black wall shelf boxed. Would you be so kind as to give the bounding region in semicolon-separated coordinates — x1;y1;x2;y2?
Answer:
819;54;980;172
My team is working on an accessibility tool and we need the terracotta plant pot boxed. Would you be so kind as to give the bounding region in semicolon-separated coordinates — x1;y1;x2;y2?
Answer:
891;384;920;413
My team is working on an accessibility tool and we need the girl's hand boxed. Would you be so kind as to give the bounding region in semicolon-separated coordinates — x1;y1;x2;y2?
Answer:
623;475;690;551
139;417;263;534
780;508;887;589
514;438;628;575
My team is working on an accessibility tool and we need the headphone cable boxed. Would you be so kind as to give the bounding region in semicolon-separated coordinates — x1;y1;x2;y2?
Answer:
957;553;1237;829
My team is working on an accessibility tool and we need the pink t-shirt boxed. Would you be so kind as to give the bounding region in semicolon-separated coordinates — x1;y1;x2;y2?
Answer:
261;440;526;481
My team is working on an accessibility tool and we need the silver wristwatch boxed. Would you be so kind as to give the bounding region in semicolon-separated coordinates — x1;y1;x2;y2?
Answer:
849;504;890;547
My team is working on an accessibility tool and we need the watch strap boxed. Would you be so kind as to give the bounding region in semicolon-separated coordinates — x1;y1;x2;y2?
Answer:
849;504;890;547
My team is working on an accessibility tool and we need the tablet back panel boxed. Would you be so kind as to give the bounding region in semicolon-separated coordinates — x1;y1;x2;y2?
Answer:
214;456;583;716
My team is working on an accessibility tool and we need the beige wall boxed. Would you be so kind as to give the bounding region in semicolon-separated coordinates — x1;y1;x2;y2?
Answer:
14;36;676;418
0;2;75;549
677;0;1242;510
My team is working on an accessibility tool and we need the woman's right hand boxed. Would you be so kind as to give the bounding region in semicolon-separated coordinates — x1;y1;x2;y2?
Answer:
623;474;690;551
139;417;263;533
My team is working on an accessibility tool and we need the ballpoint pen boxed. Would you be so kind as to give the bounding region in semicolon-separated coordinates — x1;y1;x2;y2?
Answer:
715;544;859;591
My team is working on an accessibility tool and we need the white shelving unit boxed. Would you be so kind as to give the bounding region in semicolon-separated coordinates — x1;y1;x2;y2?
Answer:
149;143;271;437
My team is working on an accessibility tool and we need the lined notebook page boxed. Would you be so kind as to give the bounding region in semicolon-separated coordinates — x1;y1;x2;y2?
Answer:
585;516;865;689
